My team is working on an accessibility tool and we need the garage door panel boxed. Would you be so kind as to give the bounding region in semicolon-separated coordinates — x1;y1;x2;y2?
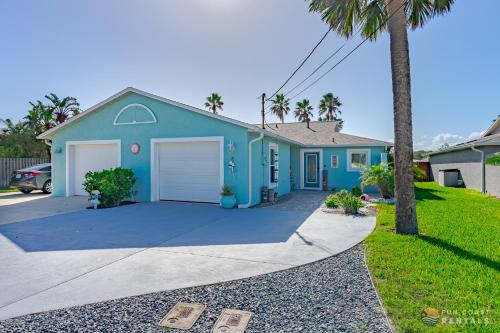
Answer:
70;143;120;196
158;141;221;203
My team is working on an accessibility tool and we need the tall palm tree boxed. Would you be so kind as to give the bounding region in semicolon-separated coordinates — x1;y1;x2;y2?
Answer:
294;99;314;128
270;94;291;123
319;93;342;121
308;0;454;235
45;93;81;124
204;93;224;114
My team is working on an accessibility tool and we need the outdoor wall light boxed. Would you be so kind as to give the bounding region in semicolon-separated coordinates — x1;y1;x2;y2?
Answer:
227;140;236;153
54;147;62;154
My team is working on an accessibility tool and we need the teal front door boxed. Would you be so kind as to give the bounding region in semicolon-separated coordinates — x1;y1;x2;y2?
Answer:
304;152;320;188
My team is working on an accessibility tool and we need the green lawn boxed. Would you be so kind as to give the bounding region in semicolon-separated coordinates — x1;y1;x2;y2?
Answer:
0;188;18;193
366;182;499;332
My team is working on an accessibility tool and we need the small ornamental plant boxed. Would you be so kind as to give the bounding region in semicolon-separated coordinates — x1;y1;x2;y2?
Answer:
220;184;234;196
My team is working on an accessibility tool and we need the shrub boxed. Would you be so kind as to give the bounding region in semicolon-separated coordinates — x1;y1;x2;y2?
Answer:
220;184;234;196
351;186;362;197
325;189;363;214
83;167;136;208
486;154;500;166
325;194;339;208
412;164;427;181
360;163;394;198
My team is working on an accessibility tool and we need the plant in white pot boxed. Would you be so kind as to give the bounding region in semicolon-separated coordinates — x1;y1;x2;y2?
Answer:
220;184;236;209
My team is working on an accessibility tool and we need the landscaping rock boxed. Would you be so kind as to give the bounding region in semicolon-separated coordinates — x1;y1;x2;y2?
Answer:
0;244;390;333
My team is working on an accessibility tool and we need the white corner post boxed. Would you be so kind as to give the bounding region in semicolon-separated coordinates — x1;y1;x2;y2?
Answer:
238;132;264;208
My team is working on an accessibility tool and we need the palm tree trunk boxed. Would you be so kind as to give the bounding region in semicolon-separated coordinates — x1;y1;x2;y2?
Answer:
387;0;418;235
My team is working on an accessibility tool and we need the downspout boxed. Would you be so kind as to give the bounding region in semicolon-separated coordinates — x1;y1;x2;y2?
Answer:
471;145;485;193
44;140;52;147
238;132;264;208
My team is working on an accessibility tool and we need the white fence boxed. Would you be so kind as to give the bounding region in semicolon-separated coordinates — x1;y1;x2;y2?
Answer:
0;158;50;188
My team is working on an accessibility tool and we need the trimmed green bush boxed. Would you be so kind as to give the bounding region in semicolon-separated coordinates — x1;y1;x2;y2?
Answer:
325;194;339;208
486;154;500;166
83;167;136;208
351;186;362;197
325;189;363;214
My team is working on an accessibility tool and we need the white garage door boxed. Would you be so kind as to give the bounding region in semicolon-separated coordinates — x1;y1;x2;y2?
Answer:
158;141;221;203
69;143;120;196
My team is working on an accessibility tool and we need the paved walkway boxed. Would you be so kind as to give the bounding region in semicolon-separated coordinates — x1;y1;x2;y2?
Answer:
0;191;375;320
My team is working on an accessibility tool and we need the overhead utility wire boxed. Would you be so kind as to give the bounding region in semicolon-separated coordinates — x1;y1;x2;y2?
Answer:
287;1;405;102
266;27;332;101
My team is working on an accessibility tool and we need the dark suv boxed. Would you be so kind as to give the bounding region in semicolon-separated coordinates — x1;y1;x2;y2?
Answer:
10;163;52;194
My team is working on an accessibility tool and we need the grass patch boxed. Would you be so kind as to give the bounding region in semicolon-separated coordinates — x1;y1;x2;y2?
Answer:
365;182;499;332
0;188;18;193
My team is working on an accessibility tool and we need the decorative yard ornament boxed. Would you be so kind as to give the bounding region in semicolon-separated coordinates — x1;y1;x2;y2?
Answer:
90;190;101;209
130;143;140;155
228;158;236;176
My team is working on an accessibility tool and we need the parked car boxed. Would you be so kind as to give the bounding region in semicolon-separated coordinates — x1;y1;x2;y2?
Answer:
10;163;52;194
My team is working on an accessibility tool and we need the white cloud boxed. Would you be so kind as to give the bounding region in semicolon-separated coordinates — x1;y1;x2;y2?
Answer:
467;131;484;140
414;133;468;151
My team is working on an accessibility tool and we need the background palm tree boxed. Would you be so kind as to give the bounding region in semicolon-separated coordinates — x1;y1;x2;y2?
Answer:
294;99;314;128
318;92;342;121
204;93;224;114
45;93;81;124
308;0;454;235
270;94;291;123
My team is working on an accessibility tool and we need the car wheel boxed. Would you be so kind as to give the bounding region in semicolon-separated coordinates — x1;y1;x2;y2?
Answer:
42;180;52;194
20;189;33;194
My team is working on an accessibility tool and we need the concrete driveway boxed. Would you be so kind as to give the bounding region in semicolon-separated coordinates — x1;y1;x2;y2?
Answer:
0;192;88;225
0;192;375;320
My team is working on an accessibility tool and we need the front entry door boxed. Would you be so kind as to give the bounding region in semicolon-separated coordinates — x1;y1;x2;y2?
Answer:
304;152;320;188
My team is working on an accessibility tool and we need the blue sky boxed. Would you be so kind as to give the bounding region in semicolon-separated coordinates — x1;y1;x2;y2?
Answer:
1;0;498;150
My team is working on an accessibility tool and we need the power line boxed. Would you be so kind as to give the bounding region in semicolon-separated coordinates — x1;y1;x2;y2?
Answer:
287;0;404;102
266;27;332;101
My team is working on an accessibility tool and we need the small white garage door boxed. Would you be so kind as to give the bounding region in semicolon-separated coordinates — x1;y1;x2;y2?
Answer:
69;143;120;196
158;141;221;203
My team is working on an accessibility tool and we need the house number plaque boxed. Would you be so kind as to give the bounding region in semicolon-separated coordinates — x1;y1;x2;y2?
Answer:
130;143;140;154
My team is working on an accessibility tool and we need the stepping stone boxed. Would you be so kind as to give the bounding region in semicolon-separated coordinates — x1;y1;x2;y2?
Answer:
211;309;252;333
159;302;205;330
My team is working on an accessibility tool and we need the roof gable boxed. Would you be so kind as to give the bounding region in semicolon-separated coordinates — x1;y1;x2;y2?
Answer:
37;87;262;140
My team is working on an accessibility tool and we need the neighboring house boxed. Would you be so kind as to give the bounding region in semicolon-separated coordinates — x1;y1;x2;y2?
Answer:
429;116;500;196
37;87;392;207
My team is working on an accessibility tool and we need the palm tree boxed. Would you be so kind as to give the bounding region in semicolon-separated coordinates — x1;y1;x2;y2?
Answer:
294;99;314;128
45;93;81;124
204;93;224;114
270;94;291;123
26;101;54;133
308;0;454;235
319;93;342;121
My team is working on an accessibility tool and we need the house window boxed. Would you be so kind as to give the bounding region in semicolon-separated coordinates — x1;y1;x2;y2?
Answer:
269;143;279;187
331;155;339;168
347;149;371;172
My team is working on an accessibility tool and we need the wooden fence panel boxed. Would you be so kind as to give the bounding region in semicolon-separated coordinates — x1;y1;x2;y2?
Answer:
0;158;50;188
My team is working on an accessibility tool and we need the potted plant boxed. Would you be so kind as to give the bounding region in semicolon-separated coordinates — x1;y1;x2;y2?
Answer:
220;184;236;208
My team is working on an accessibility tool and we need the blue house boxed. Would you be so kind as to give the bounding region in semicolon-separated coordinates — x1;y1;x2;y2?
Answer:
38;87;392;207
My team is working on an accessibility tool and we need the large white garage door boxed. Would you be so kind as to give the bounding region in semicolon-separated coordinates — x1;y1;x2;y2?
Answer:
158;141;221;203
69;143;120;196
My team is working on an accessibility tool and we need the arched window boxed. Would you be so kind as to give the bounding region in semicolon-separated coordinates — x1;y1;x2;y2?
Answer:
113;104;157;125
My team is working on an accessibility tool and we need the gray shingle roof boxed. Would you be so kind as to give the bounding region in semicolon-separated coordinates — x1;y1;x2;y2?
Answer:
260;121;392;146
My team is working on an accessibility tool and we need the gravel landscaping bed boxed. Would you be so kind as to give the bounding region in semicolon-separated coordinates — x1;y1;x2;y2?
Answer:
0;244;391;333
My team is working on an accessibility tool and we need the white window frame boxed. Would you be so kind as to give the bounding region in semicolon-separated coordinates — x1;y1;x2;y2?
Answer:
347;149;371;172
330;155;339;168
269;142;278;189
